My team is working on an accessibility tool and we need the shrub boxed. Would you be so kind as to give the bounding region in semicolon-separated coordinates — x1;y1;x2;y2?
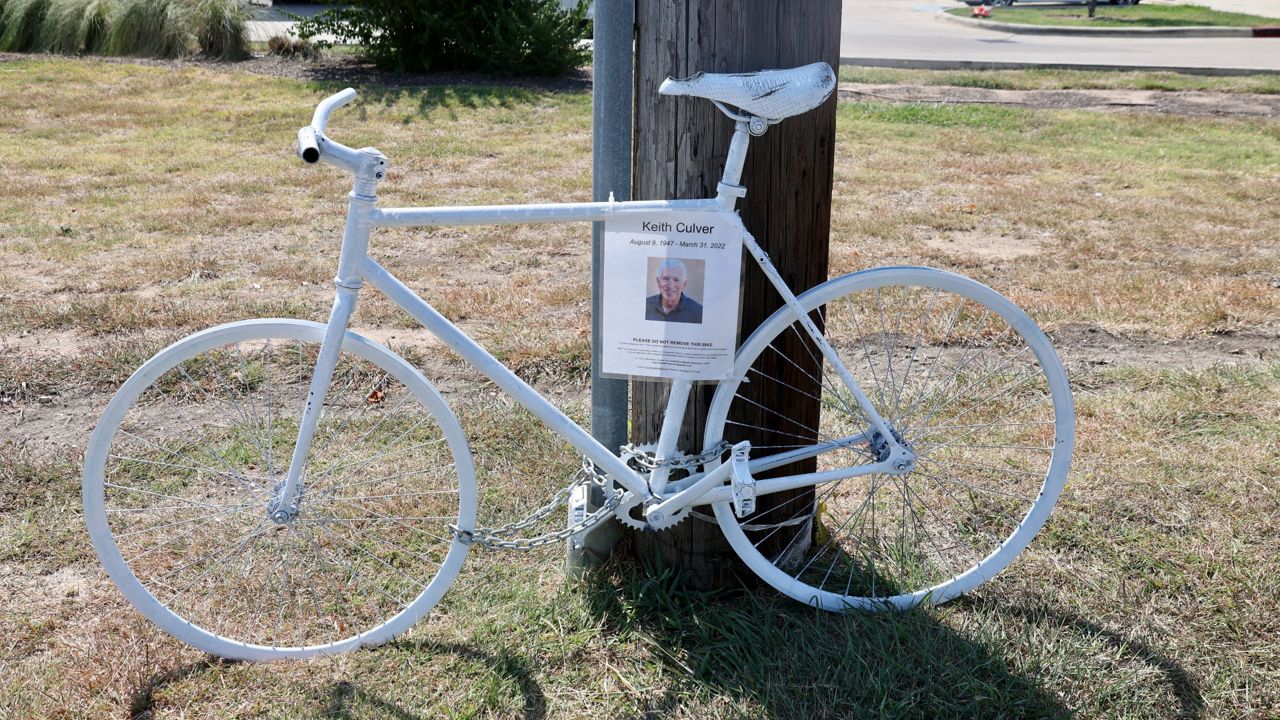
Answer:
296;0;590;76
266;33;319;60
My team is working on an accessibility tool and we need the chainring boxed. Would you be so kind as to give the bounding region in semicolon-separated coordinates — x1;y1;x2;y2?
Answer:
613;442;706;531
614;491;695;531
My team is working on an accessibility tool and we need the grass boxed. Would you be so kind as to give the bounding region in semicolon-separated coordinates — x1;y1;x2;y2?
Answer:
0;57;1277;718
948;3;1280;28
839;65;1280;94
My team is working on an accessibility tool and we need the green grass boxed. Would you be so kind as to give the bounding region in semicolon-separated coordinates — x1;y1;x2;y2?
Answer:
948;3;1280;27
839;65;1280;94
0;57;1277;718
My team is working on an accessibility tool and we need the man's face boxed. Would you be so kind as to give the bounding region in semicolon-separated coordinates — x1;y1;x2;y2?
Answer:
656;266;687;303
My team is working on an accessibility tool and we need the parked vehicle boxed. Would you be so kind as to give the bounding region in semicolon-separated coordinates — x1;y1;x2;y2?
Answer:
963;0;1139;6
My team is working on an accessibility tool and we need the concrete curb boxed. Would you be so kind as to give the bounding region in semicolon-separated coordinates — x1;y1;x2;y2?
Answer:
838;56;1280;76
936;9;1279;37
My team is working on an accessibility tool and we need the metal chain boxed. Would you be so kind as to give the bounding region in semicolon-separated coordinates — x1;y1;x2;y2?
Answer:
449;458;625;551
620;440;731;472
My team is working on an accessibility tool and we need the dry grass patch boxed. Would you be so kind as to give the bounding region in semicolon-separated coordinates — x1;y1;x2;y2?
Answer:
839;65;1280;95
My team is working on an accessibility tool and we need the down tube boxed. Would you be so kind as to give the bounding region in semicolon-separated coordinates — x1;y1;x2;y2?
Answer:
359;257;647;496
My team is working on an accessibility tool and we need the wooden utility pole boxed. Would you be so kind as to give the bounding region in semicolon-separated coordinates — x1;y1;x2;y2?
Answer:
630;0;842;588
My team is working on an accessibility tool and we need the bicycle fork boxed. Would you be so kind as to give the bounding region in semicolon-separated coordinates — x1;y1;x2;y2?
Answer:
271;169;382;524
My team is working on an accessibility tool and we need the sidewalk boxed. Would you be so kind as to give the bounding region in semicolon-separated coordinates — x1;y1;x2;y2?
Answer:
246;3;330;43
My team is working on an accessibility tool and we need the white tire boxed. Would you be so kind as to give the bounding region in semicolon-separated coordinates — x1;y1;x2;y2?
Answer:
83;320;476;660
704;268;1074;610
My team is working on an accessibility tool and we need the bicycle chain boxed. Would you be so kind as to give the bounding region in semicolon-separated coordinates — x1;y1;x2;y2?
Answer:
620;441;731;472
449;443;734;549
448;458;625;551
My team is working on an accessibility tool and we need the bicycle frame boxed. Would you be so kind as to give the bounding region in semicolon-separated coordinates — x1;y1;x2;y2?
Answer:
275;97;913;528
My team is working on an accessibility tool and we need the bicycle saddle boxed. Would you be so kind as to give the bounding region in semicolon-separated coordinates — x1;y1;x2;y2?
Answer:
658;62;836;123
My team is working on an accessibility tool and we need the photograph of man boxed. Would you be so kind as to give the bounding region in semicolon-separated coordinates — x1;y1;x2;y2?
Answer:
645;258;703;324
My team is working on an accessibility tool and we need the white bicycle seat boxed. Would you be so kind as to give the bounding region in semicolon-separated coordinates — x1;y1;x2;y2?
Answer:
657;62;836;123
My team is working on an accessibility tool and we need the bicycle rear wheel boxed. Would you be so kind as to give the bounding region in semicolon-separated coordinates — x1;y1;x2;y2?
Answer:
704;267;1073;610
83;319;476;660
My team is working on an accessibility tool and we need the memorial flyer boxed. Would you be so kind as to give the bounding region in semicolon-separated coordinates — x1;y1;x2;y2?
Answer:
601;210;743;380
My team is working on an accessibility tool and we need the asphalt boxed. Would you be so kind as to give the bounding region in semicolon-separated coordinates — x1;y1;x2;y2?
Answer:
249;2;1280;74
841;0;1280;73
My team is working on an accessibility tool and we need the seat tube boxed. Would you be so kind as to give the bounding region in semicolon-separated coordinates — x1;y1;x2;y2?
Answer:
648;379;693;496
273;176;380;519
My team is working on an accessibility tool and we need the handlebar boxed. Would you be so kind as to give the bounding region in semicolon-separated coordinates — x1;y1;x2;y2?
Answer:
296;87;358;164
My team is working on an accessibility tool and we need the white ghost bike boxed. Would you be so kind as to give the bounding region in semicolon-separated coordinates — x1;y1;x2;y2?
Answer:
82;63;1074;661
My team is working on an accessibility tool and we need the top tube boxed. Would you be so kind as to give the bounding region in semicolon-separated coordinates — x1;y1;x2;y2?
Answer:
370;198;723;229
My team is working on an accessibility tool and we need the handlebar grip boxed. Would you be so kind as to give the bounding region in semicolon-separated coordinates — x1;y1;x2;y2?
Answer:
297;126;320;163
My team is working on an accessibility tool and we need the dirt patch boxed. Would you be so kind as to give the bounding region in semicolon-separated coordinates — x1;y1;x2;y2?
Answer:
841;83;1280;118
1052;321;1280;371
923;229;1049;261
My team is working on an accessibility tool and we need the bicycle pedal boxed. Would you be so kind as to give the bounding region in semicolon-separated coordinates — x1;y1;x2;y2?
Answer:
729;441;755;518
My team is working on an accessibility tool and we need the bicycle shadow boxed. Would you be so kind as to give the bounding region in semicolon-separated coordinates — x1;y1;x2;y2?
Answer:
581;559;1203;719
1000;602;1205;719
319;640;547;720
127;658;236;719
125;642;546;720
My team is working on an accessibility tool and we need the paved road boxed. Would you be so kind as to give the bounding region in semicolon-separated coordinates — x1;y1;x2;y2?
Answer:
842;0;1280;72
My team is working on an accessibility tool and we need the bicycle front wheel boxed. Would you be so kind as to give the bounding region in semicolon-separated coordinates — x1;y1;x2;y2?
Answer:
704;267;1073;610
83;319;477;660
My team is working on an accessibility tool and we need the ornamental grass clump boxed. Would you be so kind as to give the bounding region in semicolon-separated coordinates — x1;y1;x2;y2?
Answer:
103;0;187;58
0;0;54;52
266;33;320;60
189;0;248;61
37;0;111;54
0;0;247;58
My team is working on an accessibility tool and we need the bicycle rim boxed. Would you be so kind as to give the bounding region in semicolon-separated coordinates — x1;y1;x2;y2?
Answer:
705;267;1074;610
83;320;476;659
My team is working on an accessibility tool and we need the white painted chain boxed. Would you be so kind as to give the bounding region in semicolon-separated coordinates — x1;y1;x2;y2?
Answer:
620;441;731;472
448;458;624;551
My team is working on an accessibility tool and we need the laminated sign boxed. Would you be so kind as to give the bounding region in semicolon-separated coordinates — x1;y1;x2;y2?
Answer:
602;210;743;380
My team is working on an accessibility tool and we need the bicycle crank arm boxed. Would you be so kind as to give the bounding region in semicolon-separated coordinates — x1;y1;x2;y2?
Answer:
642;443;745;529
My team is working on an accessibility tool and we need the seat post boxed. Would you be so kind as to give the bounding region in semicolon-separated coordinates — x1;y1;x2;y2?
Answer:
716;120;752;210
